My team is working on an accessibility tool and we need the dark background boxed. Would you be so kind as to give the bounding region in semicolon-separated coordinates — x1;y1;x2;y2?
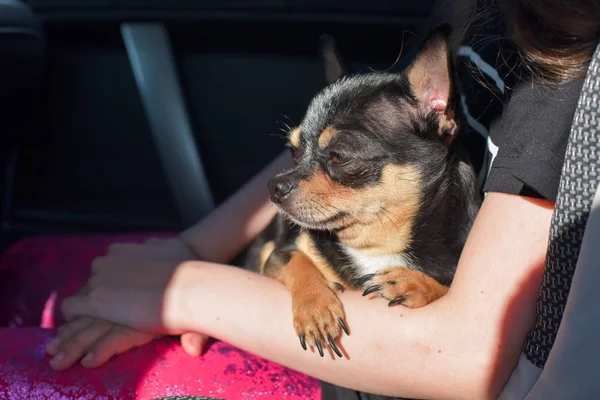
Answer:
0;0;436;251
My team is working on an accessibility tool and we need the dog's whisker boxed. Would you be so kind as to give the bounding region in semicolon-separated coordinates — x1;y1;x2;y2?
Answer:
379;208;401;236
314;204;331;223
311;199;343;214
279;114;294;125
275;119;293;132
270;132;289;142
380;207;400;219
375;211;387;239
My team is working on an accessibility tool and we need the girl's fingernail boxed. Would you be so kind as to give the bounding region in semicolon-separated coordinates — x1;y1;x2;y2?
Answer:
82;352;94;362
50;352;65;365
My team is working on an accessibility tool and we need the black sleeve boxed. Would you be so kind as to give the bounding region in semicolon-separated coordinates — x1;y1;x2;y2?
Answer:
483;78;584;202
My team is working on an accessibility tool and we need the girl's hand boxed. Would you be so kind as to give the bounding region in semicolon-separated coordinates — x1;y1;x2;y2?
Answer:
95;238;211;350
53;151;291;370
61;254;202;336
47;313;212;371
46;317;160;371
54;238;208;370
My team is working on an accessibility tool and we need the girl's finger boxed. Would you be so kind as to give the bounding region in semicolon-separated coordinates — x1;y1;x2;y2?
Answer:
180;332;209;357
81;327;157;368
48;316;95;353
49;319;112;371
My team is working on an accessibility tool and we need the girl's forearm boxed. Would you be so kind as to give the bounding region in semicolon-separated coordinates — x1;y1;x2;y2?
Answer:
170;193;553;400
169;262;490;400
181;151;293;264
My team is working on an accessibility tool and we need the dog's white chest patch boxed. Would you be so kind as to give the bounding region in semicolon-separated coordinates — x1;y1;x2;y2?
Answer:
342;246;418;276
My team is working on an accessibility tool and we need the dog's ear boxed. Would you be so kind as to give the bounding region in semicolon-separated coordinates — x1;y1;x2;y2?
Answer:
318;34;347;85
405;24;459;145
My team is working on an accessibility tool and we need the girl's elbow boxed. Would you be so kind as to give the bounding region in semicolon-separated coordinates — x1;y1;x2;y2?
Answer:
459;340;523;400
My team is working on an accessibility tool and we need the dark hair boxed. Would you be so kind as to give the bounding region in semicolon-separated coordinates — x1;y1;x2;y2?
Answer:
500;0;600;82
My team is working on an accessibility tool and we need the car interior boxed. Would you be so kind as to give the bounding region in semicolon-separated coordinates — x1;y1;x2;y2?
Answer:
2;1;600;399
0;0;437;253
0;2;439;395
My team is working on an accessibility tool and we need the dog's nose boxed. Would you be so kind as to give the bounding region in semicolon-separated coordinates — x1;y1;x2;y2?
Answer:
268;178;297;204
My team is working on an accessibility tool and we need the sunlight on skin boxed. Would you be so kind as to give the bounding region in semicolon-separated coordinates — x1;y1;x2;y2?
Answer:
61;193;553;399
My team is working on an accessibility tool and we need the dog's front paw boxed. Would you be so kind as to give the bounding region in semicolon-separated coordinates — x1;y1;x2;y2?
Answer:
291;284;349;358
358;267;449;308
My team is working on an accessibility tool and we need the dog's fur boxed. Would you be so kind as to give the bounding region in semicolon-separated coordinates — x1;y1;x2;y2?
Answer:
246;25;481;359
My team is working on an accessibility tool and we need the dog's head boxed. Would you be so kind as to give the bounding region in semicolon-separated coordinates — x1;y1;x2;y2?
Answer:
268;25;464;252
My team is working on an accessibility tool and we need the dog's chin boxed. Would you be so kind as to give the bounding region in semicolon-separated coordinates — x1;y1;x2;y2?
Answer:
276;207;347;231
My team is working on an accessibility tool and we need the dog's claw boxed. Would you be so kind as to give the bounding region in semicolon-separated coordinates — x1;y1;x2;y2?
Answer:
299;334;307;350
316;340;324;357
338;317;349;335
388;296;406;307
362;285;383;297
357;274;376;287
328;335;343;358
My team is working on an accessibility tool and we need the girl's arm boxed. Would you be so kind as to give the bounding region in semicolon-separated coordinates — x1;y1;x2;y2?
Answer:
180;150;293;264
49;150;292;368
62;192;552;398
167;192;551;399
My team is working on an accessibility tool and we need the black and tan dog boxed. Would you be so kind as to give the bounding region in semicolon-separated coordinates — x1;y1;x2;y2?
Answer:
247;25;481;358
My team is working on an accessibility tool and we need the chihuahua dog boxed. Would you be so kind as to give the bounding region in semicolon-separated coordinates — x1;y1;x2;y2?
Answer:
246;25;481;358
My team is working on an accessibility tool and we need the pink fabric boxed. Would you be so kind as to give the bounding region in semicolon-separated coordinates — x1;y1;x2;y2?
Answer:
0;233;175;328
0;328;319;399
0;234;321;400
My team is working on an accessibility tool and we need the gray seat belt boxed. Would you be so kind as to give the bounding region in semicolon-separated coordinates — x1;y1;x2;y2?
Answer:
500;41;600;399
122;24;215;227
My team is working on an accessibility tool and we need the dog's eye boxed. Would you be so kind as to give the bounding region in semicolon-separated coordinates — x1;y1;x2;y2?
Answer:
329;151;347;165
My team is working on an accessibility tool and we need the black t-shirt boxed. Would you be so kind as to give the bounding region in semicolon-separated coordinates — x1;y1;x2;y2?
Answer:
481;78;583;201
457;0;583;202
321;1;583;399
